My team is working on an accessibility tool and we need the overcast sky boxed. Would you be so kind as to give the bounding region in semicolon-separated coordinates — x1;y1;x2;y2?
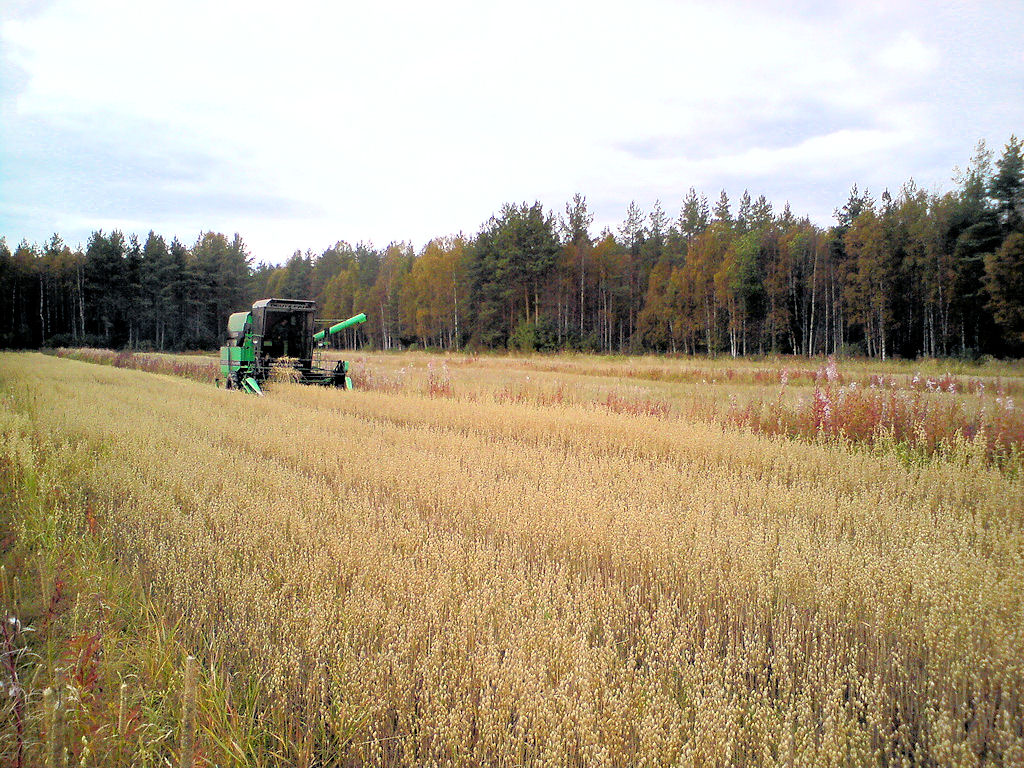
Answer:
1;0;1021;263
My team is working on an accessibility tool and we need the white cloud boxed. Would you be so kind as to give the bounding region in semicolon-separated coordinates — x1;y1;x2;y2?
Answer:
876;32;940;75
710;127;916;179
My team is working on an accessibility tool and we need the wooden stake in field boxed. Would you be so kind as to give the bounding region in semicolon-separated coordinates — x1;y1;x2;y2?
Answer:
43;687;63;768
179;656;198;768
117;682;128;738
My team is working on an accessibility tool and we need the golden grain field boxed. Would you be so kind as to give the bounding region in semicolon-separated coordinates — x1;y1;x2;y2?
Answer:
2;351;1023;767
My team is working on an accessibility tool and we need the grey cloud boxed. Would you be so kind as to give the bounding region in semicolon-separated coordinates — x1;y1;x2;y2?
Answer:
616;99;870;162
0;115;322;229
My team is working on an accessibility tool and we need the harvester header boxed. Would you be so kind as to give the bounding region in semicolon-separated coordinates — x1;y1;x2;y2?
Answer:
219;298;366;394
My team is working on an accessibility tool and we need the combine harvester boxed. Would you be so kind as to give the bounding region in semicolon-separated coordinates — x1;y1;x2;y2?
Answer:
219;298;366;395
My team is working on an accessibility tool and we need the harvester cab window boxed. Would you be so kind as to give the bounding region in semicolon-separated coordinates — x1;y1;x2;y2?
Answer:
262;311;309;360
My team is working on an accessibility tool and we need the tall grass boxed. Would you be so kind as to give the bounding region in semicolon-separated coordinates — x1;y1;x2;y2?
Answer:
718;358;1024;469
49;347;218;383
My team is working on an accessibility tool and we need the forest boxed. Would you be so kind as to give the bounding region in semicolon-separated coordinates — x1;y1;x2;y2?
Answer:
2;136;1022;359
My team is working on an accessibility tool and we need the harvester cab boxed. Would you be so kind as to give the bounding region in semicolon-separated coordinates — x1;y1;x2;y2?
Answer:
219;298;366;394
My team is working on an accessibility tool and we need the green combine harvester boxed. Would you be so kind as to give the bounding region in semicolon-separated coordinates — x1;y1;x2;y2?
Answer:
219;298;367;395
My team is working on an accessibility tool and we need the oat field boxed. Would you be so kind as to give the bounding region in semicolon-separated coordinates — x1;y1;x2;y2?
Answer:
2;351;1023;767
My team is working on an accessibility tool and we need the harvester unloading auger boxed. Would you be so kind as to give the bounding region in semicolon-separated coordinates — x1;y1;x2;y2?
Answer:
219;298;367;395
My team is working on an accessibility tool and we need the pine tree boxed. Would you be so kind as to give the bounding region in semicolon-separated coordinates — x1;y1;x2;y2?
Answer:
561;193;594;336
680;188;711;246
991;135;1023;233
84;230;128;345
985;232;1024;346
141;231;168;348
749;195;773;231
713;190;732;224
737;190;752;233
618;201;647;348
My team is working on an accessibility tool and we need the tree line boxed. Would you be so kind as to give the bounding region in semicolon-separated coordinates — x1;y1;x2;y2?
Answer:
2;136;1022;358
